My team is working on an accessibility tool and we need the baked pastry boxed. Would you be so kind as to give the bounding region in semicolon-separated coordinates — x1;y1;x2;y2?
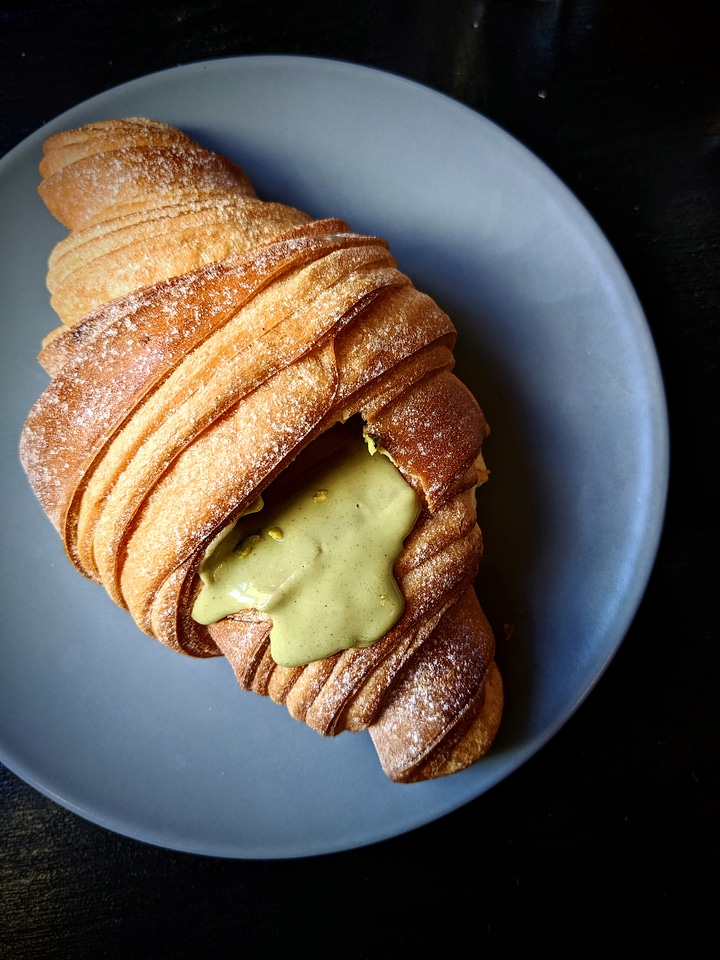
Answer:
20;118;503;782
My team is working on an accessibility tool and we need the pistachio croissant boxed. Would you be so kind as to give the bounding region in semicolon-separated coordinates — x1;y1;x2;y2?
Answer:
20;118;502;782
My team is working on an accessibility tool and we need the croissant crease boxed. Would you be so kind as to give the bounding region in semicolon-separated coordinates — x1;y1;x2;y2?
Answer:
20;118;502;782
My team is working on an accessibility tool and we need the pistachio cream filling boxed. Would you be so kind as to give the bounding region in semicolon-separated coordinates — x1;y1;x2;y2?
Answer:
191;427;421;668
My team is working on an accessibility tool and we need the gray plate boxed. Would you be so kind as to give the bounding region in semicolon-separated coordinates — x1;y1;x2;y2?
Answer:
0;56;668;858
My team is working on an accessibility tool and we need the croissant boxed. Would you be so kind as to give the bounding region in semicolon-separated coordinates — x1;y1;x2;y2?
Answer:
20;118;502;782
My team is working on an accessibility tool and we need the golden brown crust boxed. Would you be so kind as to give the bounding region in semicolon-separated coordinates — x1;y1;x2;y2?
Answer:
20;118;503;781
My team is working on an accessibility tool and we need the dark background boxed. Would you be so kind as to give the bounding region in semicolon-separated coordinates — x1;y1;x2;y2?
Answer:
1;0;718;954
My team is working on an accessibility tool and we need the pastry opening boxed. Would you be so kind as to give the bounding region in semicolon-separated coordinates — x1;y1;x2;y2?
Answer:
191;417;421;667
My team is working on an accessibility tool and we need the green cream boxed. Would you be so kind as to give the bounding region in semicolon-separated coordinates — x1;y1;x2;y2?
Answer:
191;430;421;667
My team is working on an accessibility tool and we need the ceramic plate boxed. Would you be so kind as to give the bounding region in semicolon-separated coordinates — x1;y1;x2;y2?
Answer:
0;56;668;858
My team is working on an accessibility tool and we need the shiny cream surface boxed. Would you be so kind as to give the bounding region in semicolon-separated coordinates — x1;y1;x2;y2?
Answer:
191;433;420;667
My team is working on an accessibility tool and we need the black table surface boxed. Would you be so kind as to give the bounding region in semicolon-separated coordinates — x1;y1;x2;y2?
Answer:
1;1;717;954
